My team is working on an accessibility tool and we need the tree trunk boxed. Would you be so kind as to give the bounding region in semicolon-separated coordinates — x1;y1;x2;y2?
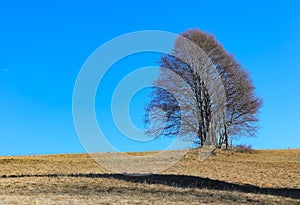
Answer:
223;112;229;149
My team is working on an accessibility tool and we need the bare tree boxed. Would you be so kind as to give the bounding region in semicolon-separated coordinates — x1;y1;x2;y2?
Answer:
145;29;262;148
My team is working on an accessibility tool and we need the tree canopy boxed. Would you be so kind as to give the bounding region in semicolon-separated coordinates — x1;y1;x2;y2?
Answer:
145;29;262;148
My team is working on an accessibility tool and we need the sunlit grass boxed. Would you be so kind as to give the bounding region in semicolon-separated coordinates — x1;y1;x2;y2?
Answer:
0;149;299;204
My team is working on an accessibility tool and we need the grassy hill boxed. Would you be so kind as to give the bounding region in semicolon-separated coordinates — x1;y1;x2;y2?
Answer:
0;149;299;204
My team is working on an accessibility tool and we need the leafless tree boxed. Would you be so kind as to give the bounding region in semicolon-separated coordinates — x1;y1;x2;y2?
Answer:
145;29;262;149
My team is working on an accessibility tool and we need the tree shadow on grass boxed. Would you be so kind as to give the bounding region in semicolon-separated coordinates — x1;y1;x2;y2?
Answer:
1;173;299;199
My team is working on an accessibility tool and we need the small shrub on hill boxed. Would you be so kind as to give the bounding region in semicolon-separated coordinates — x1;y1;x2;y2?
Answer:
233;144;255;153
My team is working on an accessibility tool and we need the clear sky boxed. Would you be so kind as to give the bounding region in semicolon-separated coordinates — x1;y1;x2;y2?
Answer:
0;1;299;156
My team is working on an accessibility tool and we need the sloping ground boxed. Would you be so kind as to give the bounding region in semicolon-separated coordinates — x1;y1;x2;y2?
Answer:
0;149;299;204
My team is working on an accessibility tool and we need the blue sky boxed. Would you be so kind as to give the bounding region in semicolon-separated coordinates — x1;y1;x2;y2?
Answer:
0;1;299;155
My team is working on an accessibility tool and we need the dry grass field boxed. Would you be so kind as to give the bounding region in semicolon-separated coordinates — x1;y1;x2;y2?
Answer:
0;148;299;204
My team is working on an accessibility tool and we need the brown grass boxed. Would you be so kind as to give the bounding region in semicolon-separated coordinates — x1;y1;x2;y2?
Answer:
0;149;299;204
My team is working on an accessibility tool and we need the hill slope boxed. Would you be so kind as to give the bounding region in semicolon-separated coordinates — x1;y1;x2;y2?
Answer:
0;149;299;204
